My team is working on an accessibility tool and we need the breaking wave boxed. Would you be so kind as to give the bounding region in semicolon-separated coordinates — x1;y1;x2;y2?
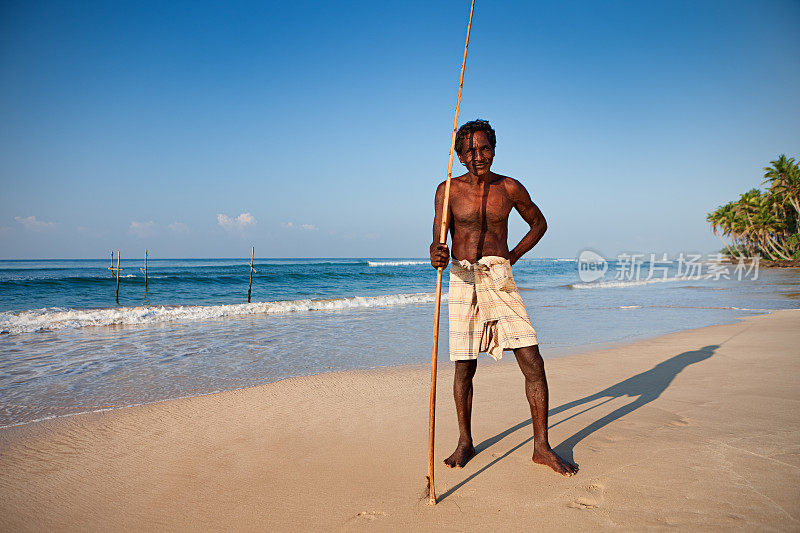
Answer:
0;292;442;335
568;276;685;289
367;261;429;267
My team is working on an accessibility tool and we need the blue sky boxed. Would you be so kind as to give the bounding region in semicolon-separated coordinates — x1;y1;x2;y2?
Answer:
1;0;799;259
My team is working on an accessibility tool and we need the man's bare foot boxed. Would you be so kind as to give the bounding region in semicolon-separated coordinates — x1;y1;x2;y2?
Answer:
444;441;475;468
532;447;578;476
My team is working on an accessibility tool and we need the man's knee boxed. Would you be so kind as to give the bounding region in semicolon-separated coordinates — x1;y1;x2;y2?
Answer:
454;360;477;381
514;345;544;378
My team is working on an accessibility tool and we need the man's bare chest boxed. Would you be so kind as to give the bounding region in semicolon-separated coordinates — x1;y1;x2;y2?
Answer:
449;184;513;228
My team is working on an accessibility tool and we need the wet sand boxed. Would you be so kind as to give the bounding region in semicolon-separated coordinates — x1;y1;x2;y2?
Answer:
1;309;798;531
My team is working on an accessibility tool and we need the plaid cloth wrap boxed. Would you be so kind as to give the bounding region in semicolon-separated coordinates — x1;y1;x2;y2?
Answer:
448;255;538;361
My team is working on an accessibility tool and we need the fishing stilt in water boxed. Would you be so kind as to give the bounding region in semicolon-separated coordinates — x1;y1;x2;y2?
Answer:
140;250;148;292
248;247;257;303
108;250;122;304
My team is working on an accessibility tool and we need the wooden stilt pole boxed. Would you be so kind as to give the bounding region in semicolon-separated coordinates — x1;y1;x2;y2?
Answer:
116;251;121;303
248;247;256;303
140;250;148;292
428;0;476;506
108;251;123;303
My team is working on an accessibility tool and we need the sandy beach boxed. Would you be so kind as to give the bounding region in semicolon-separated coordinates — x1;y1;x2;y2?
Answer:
1;309;798;531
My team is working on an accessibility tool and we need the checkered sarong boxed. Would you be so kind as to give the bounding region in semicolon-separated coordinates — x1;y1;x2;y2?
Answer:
448;256;538;361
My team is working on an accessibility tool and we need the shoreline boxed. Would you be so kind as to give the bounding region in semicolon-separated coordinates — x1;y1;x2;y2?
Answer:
1;309;798;530
0;307;770;431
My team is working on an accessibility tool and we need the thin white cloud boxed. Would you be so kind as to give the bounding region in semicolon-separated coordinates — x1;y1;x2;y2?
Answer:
14;215;56;231
282;222;317;231
168;221;189;234
129;220;156;238
218;212;256;231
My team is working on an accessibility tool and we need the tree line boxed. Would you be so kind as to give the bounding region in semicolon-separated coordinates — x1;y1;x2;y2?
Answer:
707;155;800;260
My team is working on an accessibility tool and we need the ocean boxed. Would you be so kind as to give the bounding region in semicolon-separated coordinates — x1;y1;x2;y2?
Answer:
1;257;798;427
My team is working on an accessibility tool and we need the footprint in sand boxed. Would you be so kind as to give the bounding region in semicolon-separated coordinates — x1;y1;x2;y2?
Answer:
668;417;690;427
354;511;386;521
568;483;605;510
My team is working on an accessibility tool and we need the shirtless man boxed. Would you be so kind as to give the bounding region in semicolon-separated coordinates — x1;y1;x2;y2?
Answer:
429;119;577;476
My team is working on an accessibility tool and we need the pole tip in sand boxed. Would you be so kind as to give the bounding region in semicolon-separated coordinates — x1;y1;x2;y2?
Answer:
425;476;436;505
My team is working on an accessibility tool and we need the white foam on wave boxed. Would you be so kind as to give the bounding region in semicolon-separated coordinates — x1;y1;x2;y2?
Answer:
616;304;771;312
568;276;684;289
0;292;442;335
367;260;429;266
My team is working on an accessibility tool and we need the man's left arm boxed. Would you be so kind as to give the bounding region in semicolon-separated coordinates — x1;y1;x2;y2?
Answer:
506;178;547;265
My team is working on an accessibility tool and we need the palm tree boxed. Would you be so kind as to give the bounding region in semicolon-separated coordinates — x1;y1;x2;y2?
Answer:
708;153;800;261
707;208;726;250
734;189;762;255
752;193;792;260
762;155;800;234
707;202;743;257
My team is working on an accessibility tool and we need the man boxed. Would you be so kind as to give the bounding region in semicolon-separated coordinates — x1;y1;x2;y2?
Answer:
429;119;577;476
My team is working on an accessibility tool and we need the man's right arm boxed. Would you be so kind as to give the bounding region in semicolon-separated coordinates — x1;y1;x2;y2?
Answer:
430;181;450;269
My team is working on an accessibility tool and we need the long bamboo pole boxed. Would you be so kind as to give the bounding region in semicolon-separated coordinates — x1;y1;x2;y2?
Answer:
428;0;476;506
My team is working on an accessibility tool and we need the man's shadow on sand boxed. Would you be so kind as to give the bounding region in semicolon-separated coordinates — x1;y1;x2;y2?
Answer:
438;345;718;502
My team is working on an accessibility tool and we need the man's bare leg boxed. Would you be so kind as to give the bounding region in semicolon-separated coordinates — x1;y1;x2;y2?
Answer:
444;359;477;468
514;345;578;476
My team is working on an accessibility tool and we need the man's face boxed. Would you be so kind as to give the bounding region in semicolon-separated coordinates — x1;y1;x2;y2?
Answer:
457;130;494;178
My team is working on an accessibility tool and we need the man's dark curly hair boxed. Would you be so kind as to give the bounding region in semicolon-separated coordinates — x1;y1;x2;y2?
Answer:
454;119;496;155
